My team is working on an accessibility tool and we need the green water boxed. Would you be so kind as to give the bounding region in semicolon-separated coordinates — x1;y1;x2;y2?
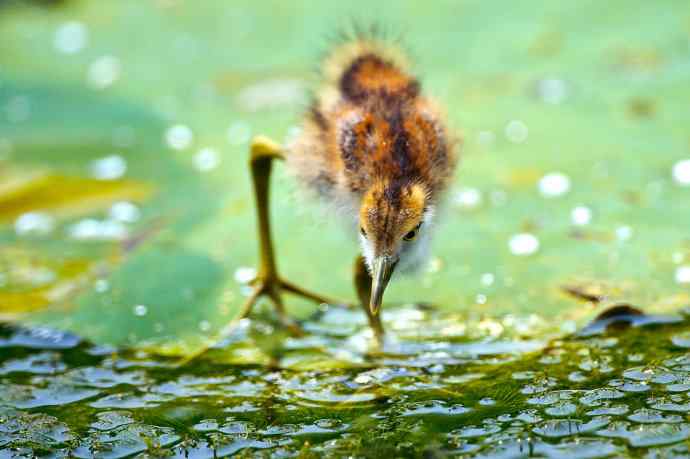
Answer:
3;308;690;457
1;0;690;456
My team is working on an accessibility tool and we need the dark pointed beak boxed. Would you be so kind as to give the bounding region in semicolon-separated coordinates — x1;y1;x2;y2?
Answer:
370;256;396;315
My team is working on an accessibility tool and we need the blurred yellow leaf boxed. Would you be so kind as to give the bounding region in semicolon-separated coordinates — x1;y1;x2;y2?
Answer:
0;247;93;320
0;167;153;222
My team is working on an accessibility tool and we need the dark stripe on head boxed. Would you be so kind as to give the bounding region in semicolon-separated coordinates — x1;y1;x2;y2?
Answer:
339;54;419;103
386;108;416;177
340;55;375;102
339;121;362;172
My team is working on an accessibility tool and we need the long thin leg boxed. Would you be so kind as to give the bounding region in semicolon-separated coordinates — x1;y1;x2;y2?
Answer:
240;136;341;330
353;255;384;344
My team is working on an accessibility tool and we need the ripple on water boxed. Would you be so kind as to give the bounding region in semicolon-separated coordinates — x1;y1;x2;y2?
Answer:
596;421;690;447
609;378;650;393
648;395;690;412
671;332;690;348
623;365;678;384
477;438;620;459
0;381;98;409
89;391;170;409
533;417;610;438
544;401;578;417
73;424;180;459
0;351;66;375
152;374;235;397
170;438;273;458
0;326;80;349
665;375;690;392
586;403;630;416
90;411;136;431
579;388;625;407
401;400;472;417
65;367;149;388
628;408;683;424
218;420;255;435
353;366;417;385
263;419;348;437
294;388;378;405
449;423;502;439
528;390;577;406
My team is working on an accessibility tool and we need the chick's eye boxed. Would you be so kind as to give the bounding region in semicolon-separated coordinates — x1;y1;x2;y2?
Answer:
360;227;367;237
403;228;418;241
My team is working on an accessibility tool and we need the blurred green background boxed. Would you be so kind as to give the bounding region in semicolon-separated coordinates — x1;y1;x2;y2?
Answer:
1;0;689;352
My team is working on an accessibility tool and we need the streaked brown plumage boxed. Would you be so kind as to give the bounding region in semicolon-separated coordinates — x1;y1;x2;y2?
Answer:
242;32;459;343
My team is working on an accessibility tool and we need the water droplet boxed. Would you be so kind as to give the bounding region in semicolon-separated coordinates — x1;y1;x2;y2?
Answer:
87;56;121;89
672;159;690;186
68;219;128;241
477;130;496;148
90;155;127;180
509;233;540;256
538;172;571;197
199;320;211;332
475;294;487;305
109;201;140;223
490;189;507;206
535;78;568;104
453;187;482;210
227;121;251;145
165;124;193;150
675;266;690;284
14;212;54;236
480;273;495;287
133;305;147;317
193;147;220;171
94;279;109;293
616;225;633;242
571;205;592;226
54;21;88;54
505;120;528;143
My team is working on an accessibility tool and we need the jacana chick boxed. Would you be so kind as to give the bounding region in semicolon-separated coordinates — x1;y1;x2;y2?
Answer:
242;32;458;342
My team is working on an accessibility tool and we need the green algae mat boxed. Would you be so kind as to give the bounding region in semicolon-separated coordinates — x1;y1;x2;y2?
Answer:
1;0;690;456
